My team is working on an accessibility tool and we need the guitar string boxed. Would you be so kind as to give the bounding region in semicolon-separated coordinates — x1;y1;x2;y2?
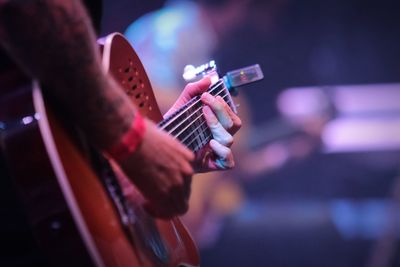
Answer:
193;133;213;152
176;93;231;151
164;91;230;152
187;124;213;152
159;80;226;131
172;92;230;142
159;80;225;131
166;88;231;138
158;81;234;151
180;117;212;151
174;92;231;145
174;91;227;144
181;120;208;146
169;90;228;140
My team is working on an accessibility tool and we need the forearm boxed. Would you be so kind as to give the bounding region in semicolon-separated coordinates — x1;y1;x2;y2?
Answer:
0;0;135;150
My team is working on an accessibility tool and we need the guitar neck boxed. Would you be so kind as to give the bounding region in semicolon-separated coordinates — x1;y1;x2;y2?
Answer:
158;80;235;152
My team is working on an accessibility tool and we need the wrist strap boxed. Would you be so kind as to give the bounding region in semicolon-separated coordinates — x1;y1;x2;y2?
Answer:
107;113;146;161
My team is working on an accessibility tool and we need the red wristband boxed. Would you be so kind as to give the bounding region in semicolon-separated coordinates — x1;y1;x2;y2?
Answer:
107;113;146;161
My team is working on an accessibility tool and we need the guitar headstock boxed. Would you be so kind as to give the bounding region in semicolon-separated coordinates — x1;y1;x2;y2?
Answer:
182;61;264;96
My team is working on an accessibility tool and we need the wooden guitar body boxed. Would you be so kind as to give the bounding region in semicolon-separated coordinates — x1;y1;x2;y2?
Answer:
0;33;199;267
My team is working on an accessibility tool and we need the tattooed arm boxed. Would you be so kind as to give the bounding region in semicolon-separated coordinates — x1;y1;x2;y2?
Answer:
0;0;131;145
0;0;194;218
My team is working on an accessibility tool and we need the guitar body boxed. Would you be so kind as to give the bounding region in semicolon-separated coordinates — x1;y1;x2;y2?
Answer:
0;33;199;267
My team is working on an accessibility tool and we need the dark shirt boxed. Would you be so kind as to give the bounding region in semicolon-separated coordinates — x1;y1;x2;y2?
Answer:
0;1;102;266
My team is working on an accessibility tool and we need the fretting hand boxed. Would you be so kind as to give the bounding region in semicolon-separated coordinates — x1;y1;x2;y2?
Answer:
165;77;242;173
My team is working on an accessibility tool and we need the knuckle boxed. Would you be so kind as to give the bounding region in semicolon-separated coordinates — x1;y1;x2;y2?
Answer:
210;125;219;133
186;82;195;88
171;196;189;216
179;201;189;214
226;158;235;169
223;135;234;146
226;119;234;129
186;167;194;177
187;151;195;162
234;117;242;128
158;186;170;198
172;177;185;189
181;161;194;176
236;118;242;128
209;121;220;130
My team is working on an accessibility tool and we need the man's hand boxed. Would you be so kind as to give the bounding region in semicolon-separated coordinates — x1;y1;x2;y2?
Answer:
166;77;242;173
118;119;195;219
195;92;241;172
164;77;213;116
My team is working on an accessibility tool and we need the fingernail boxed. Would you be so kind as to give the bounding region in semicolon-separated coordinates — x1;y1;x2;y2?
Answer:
209;139;218;147
202;76;211;84
201;92;214;103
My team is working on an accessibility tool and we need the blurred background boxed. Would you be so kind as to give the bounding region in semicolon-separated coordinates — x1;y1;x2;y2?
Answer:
101;0;400;266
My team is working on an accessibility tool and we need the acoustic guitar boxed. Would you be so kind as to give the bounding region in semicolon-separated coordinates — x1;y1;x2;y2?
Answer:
0;33;248;266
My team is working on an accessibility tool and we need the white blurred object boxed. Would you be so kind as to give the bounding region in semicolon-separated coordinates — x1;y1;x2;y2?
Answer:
322;117;400;152
182;60;219;84
182;64;197;81
333;83;400;115
277;83;400;153
277;87;330;120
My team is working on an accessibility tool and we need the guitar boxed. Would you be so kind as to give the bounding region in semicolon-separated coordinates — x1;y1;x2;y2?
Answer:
0;33;244;267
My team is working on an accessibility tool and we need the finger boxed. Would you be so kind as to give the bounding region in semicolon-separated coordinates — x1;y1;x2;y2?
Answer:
203;105;233;147
181;160;194;177
209;139;235;169
173;142;195;175
181;146;195;163
170;185;190;215
201;92;233;130
216;96;242;135
184;77;212;100
169;135;195;161
165;77;212;118
182;174;192;200
144;202;174;219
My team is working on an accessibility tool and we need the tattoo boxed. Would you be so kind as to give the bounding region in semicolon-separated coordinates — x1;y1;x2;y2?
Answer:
0;0;134;149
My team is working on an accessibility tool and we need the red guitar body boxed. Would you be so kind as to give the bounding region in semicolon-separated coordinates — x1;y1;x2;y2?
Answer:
0;33;199;267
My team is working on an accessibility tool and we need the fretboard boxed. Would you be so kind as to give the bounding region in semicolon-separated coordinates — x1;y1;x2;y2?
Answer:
158;80;235;152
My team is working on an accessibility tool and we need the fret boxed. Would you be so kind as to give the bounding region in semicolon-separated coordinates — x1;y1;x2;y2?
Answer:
197;122;212;152
193;106;202;150
188;103;201;151
172;99;202;143
181;112;206;149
